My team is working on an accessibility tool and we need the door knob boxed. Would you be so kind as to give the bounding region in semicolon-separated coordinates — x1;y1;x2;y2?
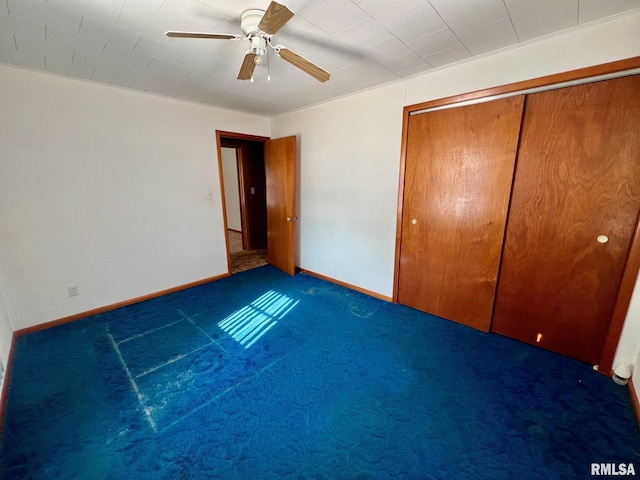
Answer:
411;219;417;225
596;235;608;244
286;216;297;222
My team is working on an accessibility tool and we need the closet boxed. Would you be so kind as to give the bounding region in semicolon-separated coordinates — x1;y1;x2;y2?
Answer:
396;72;640;365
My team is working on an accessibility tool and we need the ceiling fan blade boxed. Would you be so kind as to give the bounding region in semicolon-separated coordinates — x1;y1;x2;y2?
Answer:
258;1;294;35
237;53;258;80
165;31;241;40
277;48;330;83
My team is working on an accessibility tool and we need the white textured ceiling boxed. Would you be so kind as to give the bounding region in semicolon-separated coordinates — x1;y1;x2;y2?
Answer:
1;0;639;116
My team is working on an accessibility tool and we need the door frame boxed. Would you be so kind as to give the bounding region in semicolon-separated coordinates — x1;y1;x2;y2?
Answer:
216;130;270;274
394;56;640;375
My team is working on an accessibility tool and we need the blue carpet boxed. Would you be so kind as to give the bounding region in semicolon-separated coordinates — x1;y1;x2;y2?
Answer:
1;266;638;479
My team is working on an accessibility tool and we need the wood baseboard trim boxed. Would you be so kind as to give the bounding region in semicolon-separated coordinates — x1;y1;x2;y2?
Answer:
630;379;640;430
299;269;392;302
0;333;18;436
15;273;230;337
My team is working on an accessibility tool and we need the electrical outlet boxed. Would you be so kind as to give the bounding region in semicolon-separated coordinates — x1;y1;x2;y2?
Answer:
68;285;80;297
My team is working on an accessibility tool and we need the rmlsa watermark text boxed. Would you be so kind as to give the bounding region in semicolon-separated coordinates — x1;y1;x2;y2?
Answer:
591;463;636;476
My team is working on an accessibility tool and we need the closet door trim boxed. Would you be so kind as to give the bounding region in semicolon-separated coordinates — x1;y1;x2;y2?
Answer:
410;68;640;116
403;56;640;116
393;56;640;375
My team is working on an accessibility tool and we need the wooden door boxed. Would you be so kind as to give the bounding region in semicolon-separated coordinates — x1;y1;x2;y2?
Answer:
397;96;525;331
492;76;640;364
265;136;297;276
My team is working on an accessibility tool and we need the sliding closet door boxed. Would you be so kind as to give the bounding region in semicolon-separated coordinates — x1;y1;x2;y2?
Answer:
492;76;640;364
397;96;524;331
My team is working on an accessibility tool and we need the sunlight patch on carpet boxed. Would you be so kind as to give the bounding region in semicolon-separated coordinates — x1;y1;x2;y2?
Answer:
218;290;300;348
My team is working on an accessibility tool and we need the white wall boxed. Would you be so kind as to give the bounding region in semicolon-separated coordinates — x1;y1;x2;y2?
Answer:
634;349;640;398
271;12;640;395
614;272;640;390
271;83;406;297
0;287;10;404
0;286;12;366
0;65;270;331
221;147;242;232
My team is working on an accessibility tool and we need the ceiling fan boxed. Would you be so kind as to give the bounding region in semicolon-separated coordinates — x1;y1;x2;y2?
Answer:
165;1;330;83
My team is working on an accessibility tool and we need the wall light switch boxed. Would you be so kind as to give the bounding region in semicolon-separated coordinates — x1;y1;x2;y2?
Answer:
68;285;80;297
206;191;213;200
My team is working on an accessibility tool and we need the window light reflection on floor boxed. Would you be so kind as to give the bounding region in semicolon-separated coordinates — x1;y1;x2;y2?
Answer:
217;291;299;348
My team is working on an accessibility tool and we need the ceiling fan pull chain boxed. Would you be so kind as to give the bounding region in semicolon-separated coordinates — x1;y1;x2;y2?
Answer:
267;46;271;82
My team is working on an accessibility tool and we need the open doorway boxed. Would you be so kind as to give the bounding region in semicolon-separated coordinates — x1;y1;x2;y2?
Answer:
217;130;298;276
217;132;269;274
221;146;267;273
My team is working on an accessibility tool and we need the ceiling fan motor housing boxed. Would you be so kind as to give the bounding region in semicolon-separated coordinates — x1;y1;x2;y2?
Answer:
241;10;265;36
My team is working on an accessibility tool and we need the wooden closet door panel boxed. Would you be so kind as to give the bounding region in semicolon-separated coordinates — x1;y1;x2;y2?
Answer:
492;75;640;364
398;96;525;331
